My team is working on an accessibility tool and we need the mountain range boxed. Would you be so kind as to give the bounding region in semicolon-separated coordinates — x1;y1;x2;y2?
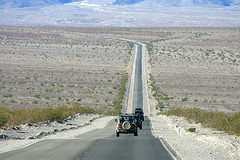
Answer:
0;0;239;27
1;0;239;8
0;0;77;9
113;0;239;6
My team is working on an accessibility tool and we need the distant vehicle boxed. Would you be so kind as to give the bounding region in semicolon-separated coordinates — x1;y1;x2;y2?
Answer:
115;114;138;137
134;108;144;121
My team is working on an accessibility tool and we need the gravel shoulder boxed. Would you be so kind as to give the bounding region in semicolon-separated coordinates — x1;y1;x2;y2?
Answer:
150;115;239;160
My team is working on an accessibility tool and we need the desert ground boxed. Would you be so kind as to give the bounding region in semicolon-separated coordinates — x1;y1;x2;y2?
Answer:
143;28;240;114
0;26;133;112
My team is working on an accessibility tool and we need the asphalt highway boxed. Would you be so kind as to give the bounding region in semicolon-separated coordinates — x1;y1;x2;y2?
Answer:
0;118;175;160
0;42;176;160
77;118;175;160
132;43;143;109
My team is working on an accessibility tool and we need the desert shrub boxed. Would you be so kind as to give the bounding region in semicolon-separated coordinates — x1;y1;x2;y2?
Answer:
34;94;41;99
72;103;96;115
156;102;165;110
105;109;115;116
203;99;208;103
0;107;11;128
45;96;50;100
11;108;30;125
78;106;95;114
181;97;188;102
32;100;38;104
10;100;16;103
3;94;13;98
28;108;47;123
45;107;65;122
67;84;75;88
226;112;240;135
164;107;240;135
128;42;134;49
188;128;196;132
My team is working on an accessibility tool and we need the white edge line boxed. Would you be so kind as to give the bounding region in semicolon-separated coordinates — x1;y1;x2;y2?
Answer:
149;116;178;160
1;139;42;154
99;116;115;129
1;116;114;154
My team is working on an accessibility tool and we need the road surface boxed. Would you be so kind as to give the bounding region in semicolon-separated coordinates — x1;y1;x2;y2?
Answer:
132;43;143;109
0;118;175;160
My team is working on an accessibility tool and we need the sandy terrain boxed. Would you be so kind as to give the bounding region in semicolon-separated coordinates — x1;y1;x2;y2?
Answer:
0;26;132;111
143;28;240;114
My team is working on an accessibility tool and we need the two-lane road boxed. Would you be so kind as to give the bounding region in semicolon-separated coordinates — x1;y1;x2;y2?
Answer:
132;43;143;109
0;118;175;160
77;117;175;160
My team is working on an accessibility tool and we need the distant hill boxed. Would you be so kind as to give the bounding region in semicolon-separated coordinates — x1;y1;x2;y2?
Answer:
113;0;144;5
112;0;240;7
1;0;239;9
0;0;80;9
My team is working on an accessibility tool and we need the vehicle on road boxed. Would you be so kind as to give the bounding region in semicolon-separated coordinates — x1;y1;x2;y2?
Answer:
115;114;138;137
134;108;144;121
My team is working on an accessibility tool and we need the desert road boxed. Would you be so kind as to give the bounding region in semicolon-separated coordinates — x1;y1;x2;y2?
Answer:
0;41;176;160
0;118;175;160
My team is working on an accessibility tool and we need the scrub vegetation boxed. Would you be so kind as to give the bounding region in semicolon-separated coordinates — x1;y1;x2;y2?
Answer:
0;105;99;128
164;107;240;135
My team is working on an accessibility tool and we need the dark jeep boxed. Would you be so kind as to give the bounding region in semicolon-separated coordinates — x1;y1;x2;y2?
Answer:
115;114;138;137
134;108;144;121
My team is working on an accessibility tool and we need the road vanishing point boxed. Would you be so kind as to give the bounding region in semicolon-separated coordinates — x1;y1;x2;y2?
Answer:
0;41;176;160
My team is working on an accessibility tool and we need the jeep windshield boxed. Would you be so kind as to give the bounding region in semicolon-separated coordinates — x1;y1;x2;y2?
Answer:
120;116;135;123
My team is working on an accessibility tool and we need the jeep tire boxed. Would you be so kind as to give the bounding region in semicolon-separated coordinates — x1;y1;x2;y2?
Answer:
116;131;119;137
134;131;138;136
